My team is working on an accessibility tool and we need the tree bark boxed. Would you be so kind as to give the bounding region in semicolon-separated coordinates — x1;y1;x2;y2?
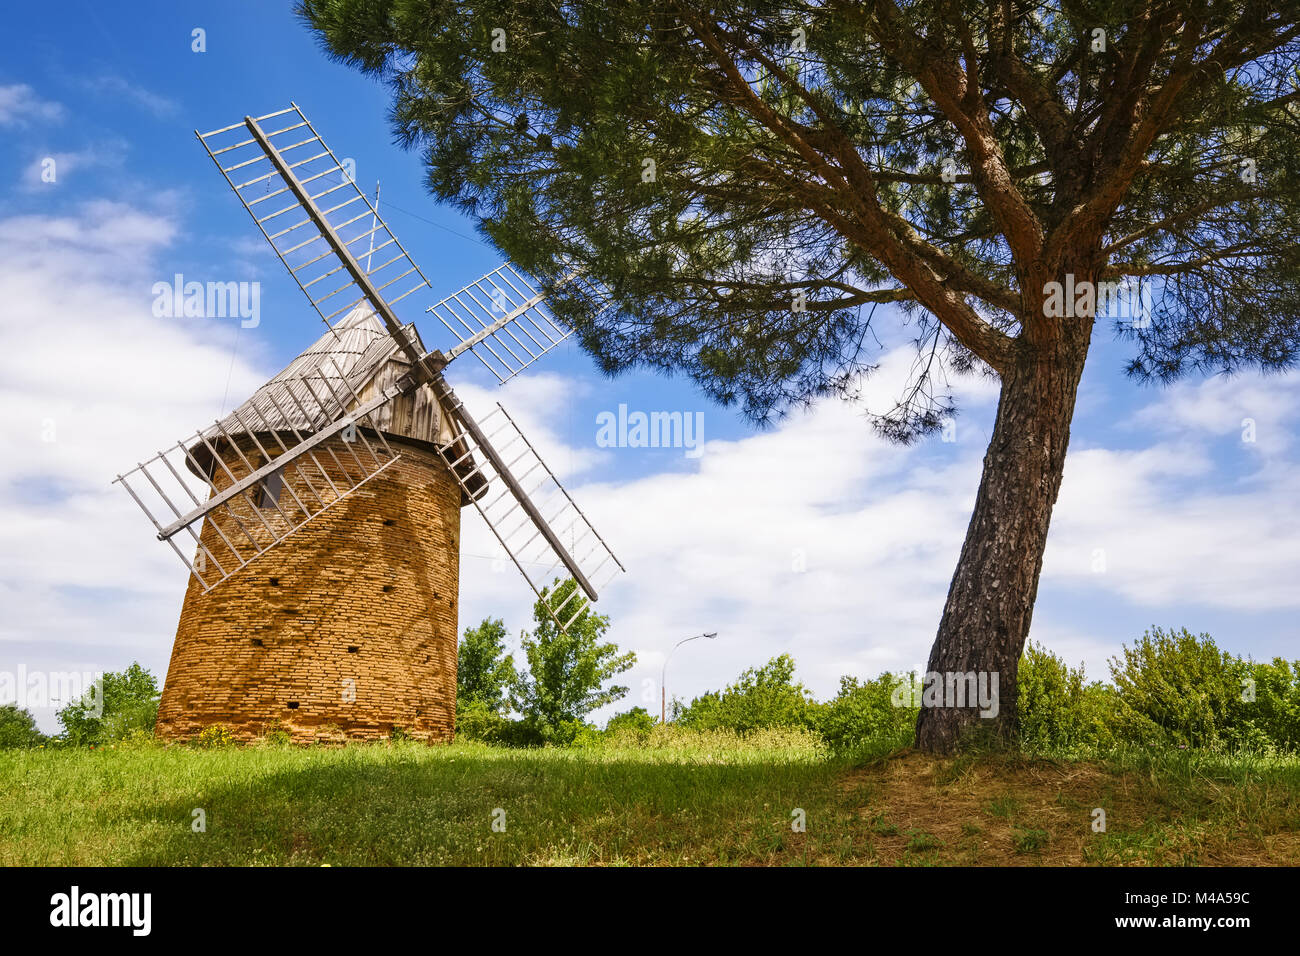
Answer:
914;327;1092;753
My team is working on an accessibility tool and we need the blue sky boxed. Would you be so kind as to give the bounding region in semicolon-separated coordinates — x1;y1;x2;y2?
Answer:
2;2;1298;733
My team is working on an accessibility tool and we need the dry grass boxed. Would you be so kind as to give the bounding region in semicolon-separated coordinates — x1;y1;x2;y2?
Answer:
835;749;1300;866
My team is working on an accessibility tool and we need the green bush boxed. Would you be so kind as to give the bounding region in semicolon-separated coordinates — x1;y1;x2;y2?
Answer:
490;718;547;747
1108;628;1262;751
1245;658;1300;750
56;663;159;746
604;706;657;738
1017;643;1114;753
456;699;593;748
0;704;46;749
677;655;816;734
812;672;917;753
1014;634;1300;755
455;698;508;742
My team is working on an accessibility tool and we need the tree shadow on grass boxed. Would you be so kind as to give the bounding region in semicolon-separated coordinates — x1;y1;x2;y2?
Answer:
112;747;840;866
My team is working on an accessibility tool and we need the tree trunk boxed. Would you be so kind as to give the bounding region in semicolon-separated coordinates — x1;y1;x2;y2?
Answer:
914;332;1091;753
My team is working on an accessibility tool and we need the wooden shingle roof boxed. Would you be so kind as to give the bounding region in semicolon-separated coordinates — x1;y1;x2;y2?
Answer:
188;307;456;477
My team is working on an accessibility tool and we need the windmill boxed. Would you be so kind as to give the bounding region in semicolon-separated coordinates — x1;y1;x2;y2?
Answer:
114;104;624;742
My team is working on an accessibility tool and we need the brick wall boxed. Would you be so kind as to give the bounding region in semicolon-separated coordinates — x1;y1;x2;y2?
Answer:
155;435;462;743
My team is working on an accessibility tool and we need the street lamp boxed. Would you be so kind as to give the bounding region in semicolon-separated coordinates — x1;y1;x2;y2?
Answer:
662;631;719;724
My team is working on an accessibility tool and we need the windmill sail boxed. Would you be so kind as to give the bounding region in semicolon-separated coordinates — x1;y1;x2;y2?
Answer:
196;104;431;366
115;351;403;591
431;263;574;383
123;103;624;624
433;387;625;631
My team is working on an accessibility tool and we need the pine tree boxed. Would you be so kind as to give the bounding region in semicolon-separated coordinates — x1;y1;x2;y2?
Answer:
302;0;1300;750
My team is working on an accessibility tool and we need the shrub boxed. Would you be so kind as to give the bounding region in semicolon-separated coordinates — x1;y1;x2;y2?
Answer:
1245;657;1300;750
568;722;605;749
0;704;46;749
1108;627;1260;751
57;663;159;746
456;698;510;742
677;655;816;734
813;672;917;753
456;701;591;748
490;718;547;748
1017;643;1114;753
604;706;656;738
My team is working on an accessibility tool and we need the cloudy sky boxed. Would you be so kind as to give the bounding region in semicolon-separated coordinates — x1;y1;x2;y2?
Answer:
3;4;1298;733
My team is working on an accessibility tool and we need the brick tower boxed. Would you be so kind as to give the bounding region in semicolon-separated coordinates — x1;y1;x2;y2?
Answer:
154;309;472;743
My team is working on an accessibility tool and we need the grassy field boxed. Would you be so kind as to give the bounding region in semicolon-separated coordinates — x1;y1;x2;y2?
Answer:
2;730;1298;866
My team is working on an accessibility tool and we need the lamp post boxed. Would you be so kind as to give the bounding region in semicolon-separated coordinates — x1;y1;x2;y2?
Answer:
662;631;718;724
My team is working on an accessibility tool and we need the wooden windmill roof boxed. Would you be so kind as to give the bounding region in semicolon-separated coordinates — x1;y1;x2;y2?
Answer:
188;307;465;483
214;307;423;431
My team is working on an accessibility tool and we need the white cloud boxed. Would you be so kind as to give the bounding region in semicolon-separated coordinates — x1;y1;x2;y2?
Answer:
77;74;178;117
1044;442;1300;610
1129;371;1300;458
0;200;270;681
0;84;63;126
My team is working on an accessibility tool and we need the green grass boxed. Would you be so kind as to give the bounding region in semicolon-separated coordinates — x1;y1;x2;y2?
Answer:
986;795;1021;819
0;728;857;866
2;732;1298;866
1012;826;1050;854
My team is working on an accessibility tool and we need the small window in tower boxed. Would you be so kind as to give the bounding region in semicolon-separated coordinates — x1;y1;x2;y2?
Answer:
258;469;284;510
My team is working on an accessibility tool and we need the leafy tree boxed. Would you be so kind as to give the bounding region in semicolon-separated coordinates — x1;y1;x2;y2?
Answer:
57;662;159;746
510;578;635;736
677;654;816;733
457;617;517;712
455;698;510;742
0;704;46;749
303;0;1300;750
